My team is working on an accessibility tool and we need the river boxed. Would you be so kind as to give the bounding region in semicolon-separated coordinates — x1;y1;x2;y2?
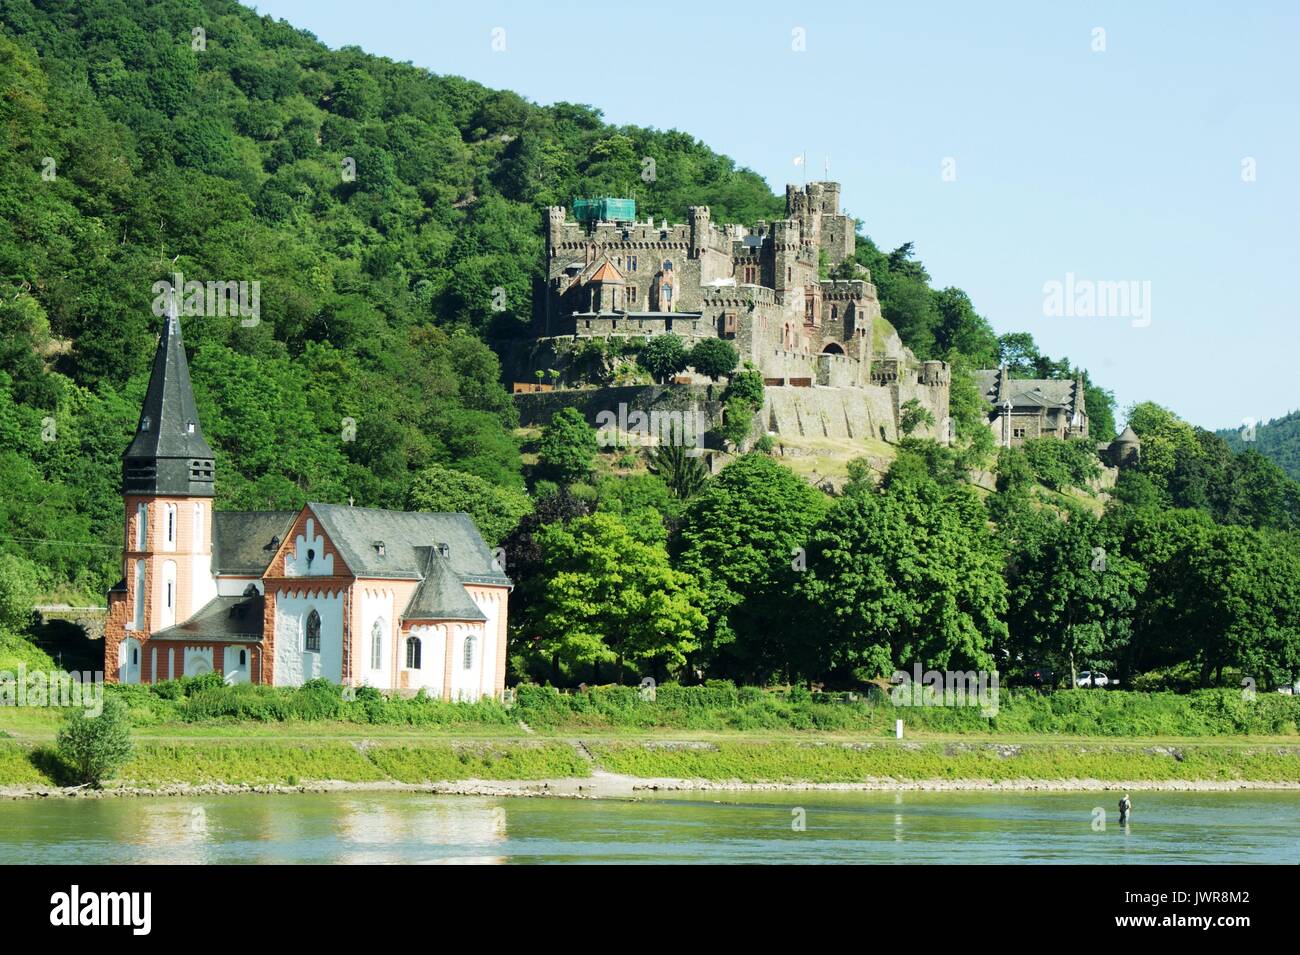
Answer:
2;790;1297;864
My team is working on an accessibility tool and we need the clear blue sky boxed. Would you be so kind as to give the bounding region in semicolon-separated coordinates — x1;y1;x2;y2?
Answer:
247;0;1299;430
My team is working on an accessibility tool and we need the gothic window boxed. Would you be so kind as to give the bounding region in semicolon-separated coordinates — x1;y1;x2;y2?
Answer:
164;503;176;550
239;649;247;667
463;635;476;671
406;636;422;670
628;255;638;272
305;609;321;653
161;560;176;628
136;503;147;550
371;619;385;670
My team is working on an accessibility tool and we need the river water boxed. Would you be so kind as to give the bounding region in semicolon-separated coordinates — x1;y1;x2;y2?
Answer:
2;790;1297;864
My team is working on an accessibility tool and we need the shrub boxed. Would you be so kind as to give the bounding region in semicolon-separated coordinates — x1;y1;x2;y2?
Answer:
56;696;134;787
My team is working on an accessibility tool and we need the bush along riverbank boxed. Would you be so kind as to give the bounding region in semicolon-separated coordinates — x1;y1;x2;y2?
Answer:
4;737;1300;797
29;677;1300;737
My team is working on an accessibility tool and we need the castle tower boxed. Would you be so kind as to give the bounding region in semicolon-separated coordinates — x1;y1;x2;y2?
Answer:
110;298;217;682
689;205;710;258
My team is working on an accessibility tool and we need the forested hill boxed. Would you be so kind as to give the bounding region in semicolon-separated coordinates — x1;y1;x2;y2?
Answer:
0;0;787;594
1;0;1113;603
1218;410;1300;482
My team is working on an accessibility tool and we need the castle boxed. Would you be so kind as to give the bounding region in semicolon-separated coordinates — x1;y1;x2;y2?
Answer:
103;304;510;699
530;182;951;444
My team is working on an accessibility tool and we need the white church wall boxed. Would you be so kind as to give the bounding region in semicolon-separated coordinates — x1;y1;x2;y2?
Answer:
274;589;344;686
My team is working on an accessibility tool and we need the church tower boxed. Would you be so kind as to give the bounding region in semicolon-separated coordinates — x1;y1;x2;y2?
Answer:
108;299;218;682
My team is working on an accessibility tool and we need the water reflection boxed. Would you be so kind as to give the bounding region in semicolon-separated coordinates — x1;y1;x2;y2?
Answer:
2;790;1297;864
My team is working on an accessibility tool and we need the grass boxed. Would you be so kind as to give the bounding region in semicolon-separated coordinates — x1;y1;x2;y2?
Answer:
588;740;1300;784
5;735;1300;790
366;742;589;783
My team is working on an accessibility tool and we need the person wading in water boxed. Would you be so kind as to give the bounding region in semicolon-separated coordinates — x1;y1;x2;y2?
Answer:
1118;793;1132;825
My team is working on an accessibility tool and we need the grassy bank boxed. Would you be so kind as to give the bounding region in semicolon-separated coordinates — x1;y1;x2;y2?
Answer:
588;740;1300;784
0;739;590;789
4;737;1300;792
5;678;1296;740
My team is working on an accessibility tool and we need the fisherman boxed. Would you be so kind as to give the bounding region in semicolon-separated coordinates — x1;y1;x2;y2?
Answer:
1118;793;1132;825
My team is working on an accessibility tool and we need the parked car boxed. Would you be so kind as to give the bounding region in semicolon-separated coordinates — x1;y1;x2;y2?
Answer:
1076;670;1109;688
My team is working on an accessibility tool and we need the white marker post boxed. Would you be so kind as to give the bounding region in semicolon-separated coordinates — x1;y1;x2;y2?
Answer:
895;719;904;739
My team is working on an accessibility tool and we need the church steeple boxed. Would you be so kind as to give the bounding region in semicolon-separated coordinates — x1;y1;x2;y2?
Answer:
122;297;215;497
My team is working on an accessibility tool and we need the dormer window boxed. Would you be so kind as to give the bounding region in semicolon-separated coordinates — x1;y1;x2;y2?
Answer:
140;415;151;432
373;541;386;557
186;420;196;434
437;542;450;558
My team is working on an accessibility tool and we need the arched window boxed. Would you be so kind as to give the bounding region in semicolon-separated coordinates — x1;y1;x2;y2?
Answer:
193;503;204;550
304;609;321;653
161;560;177;628
164;503;176;551
371;619;385;670
406;635;422;670
463;635;476;671
239;649;247;666
135;503;147;550
132;560;145;629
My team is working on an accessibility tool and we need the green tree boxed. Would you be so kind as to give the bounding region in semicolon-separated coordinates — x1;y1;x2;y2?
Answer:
677;455;828;679
638;334;688;383
56;696;134;787
689;338;739;381
406;464;532;546
536;408;598;484
1001;508;1144;687
530;512;705;678
793;473;1006;681
898;397;935;437
646;443;709;501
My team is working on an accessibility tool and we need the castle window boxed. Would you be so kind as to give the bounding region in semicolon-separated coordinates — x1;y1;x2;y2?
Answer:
663;260;673;271
463;635;476;671
831;305;838;320
1013;427;1027;440
305;609;321;653
406;636;422;670
371;619;385;670
628;256;637;272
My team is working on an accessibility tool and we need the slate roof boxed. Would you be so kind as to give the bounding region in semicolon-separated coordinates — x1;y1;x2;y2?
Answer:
975;369;1079;412
152;591;264;643
306;503;511;588
122;301;217;497
404;546;487;622
212;511;297;575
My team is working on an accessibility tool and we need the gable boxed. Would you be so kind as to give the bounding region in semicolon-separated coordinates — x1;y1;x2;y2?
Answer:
264;507;353;579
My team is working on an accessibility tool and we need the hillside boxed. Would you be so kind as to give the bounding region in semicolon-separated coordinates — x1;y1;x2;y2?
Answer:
1218;410;1300;482
0;0;782;596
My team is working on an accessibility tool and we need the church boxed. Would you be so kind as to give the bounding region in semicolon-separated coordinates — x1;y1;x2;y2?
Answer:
102;306;511;700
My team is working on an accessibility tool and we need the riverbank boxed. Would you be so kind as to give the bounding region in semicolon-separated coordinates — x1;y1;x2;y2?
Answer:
5;737;1300;799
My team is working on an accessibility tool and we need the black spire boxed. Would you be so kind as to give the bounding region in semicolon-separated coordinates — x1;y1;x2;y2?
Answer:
122;297;215;497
